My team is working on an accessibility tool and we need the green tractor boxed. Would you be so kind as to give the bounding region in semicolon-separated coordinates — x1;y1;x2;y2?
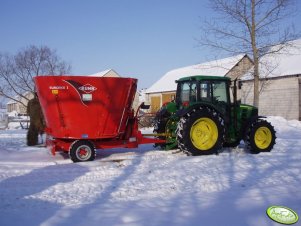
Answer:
153;75;276;155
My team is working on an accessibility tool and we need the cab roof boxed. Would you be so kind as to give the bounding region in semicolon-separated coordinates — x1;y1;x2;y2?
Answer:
176;75;231;83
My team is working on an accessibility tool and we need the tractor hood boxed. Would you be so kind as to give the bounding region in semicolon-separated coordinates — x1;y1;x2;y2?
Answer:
239;103;258;118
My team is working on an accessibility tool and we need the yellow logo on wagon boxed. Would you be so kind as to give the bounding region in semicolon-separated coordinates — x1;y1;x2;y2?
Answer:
52;89;59;95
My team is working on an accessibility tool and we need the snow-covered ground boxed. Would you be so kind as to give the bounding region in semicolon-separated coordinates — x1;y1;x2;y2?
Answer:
0;116;300;226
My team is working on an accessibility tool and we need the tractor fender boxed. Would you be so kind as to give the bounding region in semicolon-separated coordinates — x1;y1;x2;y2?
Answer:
176;103;224;119
241;115;267;139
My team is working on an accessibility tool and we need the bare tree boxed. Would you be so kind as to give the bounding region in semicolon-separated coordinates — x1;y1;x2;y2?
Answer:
0;45;71;107
199;0;299;107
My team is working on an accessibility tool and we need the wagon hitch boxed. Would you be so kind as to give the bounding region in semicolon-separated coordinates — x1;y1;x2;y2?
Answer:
143;133;177;150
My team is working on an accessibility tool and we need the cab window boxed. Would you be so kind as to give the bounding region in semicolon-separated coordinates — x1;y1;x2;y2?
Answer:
178;81;197;104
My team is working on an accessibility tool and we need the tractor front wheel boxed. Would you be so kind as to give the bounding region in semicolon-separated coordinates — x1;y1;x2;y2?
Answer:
177;107;225;155
245;119;276;154
69;140;96;162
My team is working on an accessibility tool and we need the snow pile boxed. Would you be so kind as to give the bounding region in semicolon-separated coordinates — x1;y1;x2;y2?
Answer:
0;116;300;226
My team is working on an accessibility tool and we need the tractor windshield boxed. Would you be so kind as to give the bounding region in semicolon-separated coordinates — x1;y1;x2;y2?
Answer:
179;82;197;104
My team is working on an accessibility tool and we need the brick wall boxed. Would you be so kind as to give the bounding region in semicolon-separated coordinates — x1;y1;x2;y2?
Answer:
241;76;300;120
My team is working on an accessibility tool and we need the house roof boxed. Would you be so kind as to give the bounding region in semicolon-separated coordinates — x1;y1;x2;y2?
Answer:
241;38;301;80
88;69;120;77
146;54;247;94
6;100;16;105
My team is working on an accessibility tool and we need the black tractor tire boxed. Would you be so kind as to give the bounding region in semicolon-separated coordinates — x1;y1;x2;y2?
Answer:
245;119;276;154
69;140;96;162
176;107;225;156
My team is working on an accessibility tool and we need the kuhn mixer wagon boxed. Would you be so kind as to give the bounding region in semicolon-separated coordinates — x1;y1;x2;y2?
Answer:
34;76;164;162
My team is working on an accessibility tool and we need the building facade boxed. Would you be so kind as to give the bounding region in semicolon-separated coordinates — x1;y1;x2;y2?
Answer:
241;75;301;120
240;39;301;120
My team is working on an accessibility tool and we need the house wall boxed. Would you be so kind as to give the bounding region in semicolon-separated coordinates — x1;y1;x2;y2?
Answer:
7;103;18;113
226;56;253;80
102;70;120;77
146;91;176;113
241;76;300;120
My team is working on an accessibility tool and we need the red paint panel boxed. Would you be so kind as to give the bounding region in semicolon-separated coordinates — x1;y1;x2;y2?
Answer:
34;76;137;139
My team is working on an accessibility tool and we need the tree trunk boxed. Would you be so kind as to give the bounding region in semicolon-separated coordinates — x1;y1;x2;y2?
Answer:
251;0;259;108
253;57;259;108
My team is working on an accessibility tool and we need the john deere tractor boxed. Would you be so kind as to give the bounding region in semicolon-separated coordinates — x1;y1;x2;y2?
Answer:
153;75;276;155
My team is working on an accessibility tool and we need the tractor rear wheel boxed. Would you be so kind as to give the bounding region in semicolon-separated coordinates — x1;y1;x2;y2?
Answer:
69;140;96;162
176;107;225;155
245;119;276;154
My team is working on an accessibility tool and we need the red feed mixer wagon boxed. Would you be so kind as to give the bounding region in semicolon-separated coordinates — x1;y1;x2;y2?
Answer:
34;75;164;162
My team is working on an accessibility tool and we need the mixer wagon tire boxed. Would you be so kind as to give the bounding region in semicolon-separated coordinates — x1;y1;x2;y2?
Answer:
153;108;170;149
153;117;168;145
176;107;225;156
69;140;96;162
245;119;276;154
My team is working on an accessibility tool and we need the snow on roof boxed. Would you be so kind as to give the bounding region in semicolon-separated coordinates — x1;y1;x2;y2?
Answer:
88;69;120;77
146;54;246;94
241;38;301;80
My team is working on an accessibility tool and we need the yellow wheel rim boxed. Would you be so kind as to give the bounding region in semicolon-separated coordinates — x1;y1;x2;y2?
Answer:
190;117;218;150
254;126;272;149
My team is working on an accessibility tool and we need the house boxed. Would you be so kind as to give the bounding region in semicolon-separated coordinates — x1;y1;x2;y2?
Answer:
240;38;301;120
6;91;34;115
145;54;253;113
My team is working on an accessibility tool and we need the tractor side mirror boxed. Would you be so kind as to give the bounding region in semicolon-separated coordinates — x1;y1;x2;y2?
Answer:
140;102;150;110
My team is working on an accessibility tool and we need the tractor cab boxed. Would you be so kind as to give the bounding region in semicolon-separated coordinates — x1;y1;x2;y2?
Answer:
175;76;231;117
